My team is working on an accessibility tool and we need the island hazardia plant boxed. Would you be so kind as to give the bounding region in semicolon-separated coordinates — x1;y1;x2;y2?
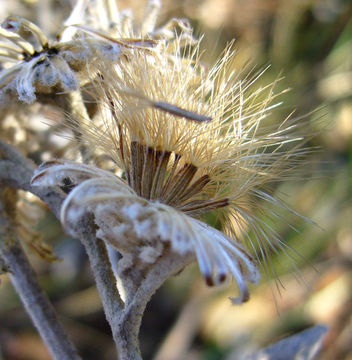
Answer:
0;0;206;278
0;0;318;359
31;35;312;305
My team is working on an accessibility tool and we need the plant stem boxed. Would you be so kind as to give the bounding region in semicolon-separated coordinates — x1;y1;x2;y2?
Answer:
74;217;125;354
1;240;81;360
114;250;194;360
0;188;80;360
0;141;125;355
0;140;64;217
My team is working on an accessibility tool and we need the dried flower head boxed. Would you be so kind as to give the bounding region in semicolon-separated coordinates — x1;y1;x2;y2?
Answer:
0;0;191;105
0;16;88;103
0;15;146;105
31;38;312;304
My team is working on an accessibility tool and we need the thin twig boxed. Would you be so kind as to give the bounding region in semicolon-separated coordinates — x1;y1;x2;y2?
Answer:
0;242;82;359
0;141;64;217
0;188;81;360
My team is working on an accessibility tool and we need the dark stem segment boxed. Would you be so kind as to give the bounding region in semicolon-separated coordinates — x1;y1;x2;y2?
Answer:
149;150;171;200
0;228;80;359
175;174;210;205
130;141;144;196
160;154;181;198
179;198;229;216
164;163;197;204
141;146;154;199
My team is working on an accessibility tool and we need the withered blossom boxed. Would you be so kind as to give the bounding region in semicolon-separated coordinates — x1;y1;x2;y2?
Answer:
31;38;311;304
0;16;86;103
0;9;159;104
0;0;197;106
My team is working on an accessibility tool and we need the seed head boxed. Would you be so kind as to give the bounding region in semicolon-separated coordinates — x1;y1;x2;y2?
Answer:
31;36;312;304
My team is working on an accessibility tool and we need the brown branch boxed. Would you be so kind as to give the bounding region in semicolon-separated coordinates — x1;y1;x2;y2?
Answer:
0;140;64;217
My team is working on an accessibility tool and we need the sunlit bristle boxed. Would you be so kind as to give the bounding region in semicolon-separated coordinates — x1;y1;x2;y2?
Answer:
77;37;309;217
58;31;313;298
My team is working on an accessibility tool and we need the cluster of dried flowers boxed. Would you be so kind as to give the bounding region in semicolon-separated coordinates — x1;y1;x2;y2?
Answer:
1;0;311;320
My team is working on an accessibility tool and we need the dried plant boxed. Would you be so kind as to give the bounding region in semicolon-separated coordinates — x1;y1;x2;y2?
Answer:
0;15;84;104
0;1;322;359
31;40;312;304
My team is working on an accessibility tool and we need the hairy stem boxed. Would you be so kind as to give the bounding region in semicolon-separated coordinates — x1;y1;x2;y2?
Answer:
0;140;125;353
115;250;194;360
0;140;64;217
1;140;127;357
0;188;80;360
0;240;81;359
75;217;124;331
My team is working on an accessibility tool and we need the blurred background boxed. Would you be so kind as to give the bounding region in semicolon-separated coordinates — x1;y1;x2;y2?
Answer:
0;0;351;359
